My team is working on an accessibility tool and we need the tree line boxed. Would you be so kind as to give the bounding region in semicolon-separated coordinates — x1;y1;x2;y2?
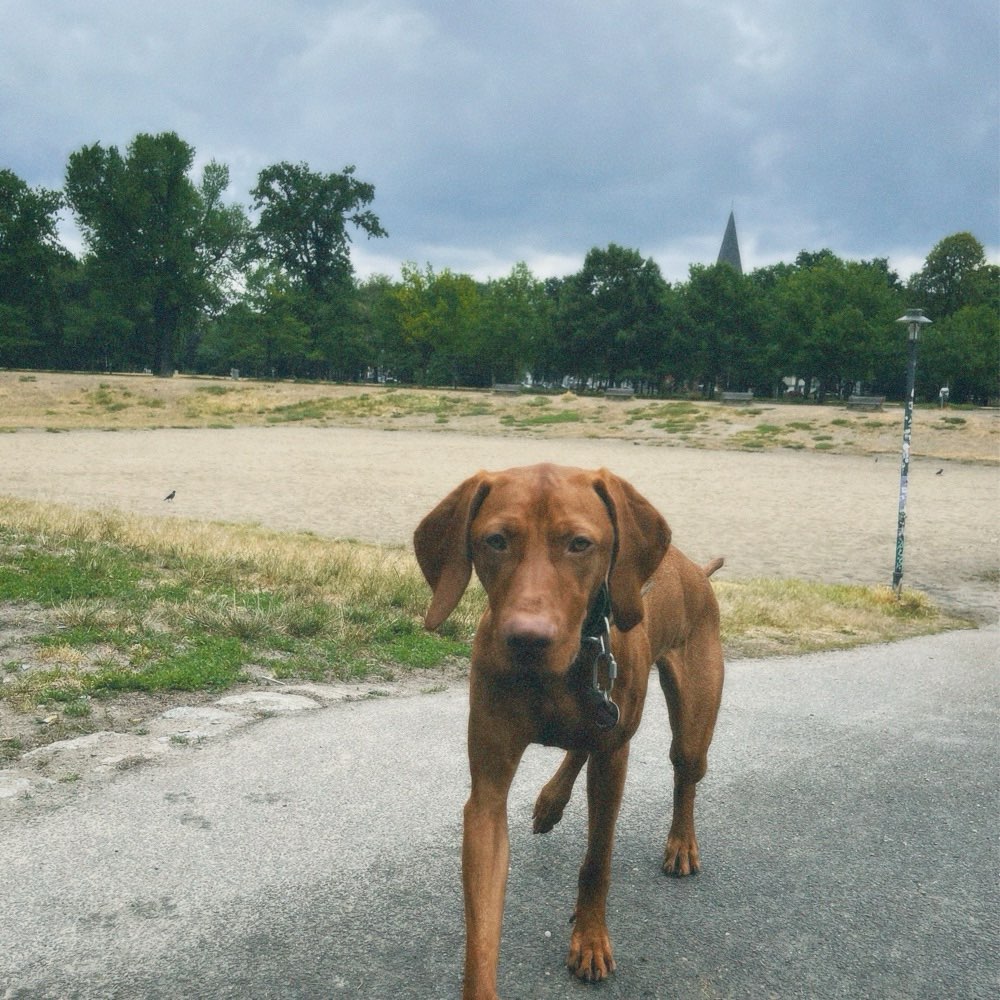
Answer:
2;131;997;403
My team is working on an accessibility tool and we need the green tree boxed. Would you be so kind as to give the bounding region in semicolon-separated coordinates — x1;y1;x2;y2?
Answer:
918;305;999;404
554;244;670;388
250;163;386;294
480;262;548;384
196;271;312;378
355;273;404;381
248;162;386;379
0;169;68;366
907;232;990;319
678;263;760;395
763;252;902;399
64;132;248;375
391;264;483;385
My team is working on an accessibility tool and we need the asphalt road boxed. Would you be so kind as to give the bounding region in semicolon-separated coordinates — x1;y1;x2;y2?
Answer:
2;626;997;1000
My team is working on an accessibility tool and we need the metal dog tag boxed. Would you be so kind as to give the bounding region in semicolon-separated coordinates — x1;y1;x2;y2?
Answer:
593;693;620;730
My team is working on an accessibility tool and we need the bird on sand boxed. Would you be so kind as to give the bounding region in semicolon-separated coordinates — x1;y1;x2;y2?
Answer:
163;490;176;501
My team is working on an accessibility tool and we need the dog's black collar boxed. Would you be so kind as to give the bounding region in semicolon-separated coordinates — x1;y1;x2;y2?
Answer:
581;580;613;640
579;581;619;730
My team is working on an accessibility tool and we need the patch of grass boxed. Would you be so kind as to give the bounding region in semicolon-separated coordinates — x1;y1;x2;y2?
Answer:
627;401;712;434
0;497;973;761
0;498;482;718
733;423;790;449
716;578;970;658
501;409;583;428
0;737;24;763
934;415;967;431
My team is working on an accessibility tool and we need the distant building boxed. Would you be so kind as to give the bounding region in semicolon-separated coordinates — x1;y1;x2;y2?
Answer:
717;210;743;275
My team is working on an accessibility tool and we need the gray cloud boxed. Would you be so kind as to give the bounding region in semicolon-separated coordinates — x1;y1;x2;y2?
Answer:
3;0;996;282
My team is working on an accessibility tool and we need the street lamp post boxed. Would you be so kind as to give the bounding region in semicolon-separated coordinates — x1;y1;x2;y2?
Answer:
892;308;932;595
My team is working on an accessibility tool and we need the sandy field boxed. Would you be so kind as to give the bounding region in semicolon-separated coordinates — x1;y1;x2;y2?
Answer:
1;424;997;622
2;371;999;463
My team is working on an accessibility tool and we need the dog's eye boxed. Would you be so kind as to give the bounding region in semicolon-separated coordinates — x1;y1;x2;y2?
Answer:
484;533;508;552
568;536;592;553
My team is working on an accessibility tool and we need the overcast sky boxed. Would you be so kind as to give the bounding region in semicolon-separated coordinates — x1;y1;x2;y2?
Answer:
3;0;997;284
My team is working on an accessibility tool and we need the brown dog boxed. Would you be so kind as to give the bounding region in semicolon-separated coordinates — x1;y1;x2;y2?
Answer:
414;463;724;999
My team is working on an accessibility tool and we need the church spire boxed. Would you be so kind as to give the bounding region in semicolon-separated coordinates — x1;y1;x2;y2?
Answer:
717;209;743;275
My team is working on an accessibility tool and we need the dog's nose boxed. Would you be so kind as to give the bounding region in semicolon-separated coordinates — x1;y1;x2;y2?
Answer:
501;614;557;658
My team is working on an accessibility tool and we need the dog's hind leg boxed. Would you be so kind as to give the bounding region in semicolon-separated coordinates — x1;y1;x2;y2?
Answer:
656;629;724;876
533;749;587;834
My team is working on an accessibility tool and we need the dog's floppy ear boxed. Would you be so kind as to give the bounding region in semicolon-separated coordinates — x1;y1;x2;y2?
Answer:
413;473;491;631
593;469;671;632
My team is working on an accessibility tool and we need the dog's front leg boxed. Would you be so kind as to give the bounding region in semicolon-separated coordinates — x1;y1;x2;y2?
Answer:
567;742;630;982
462;707;525;1000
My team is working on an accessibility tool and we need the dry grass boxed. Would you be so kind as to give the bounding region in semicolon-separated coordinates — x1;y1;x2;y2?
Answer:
2;371;997;462
1;496;967;669
0;495;484;642
715;578;968;658
0;497;972;762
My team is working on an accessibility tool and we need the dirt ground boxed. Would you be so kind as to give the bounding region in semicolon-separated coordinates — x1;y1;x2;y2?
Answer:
0;424;997;624
0;370;996;622
2;370;999;462
1;373;997;777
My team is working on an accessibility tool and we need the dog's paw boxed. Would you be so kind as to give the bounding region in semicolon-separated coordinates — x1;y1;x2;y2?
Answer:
663;834;701;876
531;790;567;834
566;924;616;982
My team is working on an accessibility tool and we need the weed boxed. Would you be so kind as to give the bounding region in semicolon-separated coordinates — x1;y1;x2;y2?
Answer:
501;410;583;427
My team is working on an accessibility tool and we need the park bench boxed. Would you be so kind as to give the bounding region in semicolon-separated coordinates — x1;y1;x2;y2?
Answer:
720;391;754;404
603;387;635;400
492;383;523;395
847;395;885;411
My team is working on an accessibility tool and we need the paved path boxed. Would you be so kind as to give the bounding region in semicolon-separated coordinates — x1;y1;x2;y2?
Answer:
2;626;997;999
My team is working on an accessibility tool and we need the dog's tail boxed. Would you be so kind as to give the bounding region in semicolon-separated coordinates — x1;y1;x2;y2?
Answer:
703;556;725;578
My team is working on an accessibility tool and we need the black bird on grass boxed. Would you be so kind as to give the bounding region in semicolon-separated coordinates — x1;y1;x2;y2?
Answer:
164;490;176;501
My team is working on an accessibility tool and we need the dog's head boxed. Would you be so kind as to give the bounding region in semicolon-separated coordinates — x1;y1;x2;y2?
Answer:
413;464;670;673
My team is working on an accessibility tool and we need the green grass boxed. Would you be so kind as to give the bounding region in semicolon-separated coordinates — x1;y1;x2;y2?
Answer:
733;422;791;448
0;497;972;761
501;409;584;427
624;401;713;435
0;503;479;721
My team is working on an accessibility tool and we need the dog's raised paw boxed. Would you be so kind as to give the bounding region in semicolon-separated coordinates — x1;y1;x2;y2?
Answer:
531;793;566;834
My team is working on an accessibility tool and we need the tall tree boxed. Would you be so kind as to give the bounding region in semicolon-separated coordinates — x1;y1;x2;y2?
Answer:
678;263;760;395
764;253;903;399
907;232;990;320
250;162;386;295
391;263;482;385
918;304;1000;404
64;132;248;376
555;245;670;387
480;262;548;384
249;162;387;379
0;169;67;366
